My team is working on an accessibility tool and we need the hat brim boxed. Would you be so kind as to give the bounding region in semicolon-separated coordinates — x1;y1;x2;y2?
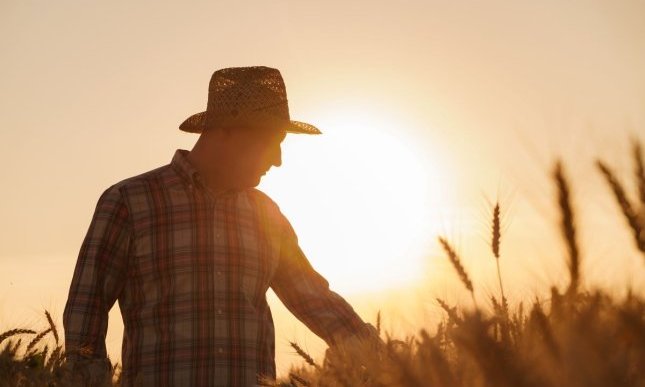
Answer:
179;111;322;135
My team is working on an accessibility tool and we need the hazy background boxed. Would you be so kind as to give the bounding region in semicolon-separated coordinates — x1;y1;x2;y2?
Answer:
1;0;644;375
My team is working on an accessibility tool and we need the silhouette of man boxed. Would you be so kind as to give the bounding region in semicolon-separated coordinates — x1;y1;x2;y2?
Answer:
63;67;373;386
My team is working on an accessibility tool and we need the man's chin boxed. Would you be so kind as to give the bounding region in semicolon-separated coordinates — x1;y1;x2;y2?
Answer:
240;175;262;189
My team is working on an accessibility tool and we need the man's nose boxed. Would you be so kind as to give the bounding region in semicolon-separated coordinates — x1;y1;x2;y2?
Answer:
271;147;282;167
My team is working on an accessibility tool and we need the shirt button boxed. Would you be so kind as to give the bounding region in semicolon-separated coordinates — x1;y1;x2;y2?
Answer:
218;348;223;354
217;309;223;315
216;271;222;276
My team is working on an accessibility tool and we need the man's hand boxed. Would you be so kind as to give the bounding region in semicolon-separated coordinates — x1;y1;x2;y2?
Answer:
323;323;385;367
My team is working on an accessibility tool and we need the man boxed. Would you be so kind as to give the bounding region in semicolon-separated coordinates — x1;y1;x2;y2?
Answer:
63;66;373;386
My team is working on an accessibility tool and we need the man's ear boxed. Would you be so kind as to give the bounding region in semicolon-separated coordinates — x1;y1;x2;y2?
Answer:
205;126;233;142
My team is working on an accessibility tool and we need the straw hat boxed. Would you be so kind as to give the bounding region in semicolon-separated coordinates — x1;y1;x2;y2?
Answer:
179;66;321;135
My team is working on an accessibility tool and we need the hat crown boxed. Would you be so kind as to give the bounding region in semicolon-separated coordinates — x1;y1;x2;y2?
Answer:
179;66;321;135
205;66;290;127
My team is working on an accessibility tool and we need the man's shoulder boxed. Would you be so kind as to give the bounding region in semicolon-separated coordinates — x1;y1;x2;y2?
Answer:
246;189;289;220
100;163;177;199
247;188;279;207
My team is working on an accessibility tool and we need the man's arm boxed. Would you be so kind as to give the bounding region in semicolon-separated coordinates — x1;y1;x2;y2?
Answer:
270;219;372;346
63;185;132;379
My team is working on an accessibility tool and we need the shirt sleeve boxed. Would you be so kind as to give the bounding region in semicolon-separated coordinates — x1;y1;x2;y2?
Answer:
63;185;132;374
270;217;370;346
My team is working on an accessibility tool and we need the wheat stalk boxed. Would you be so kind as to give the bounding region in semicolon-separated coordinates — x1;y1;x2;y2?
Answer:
44;310;59;345
289;372;311;386
40;345;49;362
25;328;52;354
46;345;63;370
553;162;581;295
633;139;645;208
529;303;559;358
597;160;645;255
490;202;507;306
491;296;504;316
436;298;463;324
438;236;476;305
0;329;36;346
491;202;501;259
376;310;382;338
290;341;320;369
9;339;23;357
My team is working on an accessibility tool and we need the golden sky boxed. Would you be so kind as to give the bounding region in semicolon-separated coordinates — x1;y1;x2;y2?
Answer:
1;0;644;375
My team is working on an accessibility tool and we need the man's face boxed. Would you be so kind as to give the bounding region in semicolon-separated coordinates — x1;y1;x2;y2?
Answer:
227;125;287;188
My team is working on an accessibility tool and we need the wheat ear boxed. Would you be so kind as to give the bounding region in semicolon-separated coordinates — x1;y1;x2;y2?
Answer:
597;160;645;255
25;328;52;354
44;310;59;345
289;372;311;386
491;202;506;305
376;310;382;337
633;139;645;208
290;341;320;369
436;298;463;324
46;345;63;370
553;162;580;295
0;329;36;346
438;236;476;305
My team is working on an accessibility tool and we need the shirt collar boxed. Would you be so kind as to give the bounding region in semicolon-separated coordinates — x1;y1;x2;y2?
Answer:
171;149;204;189
170;149;241;197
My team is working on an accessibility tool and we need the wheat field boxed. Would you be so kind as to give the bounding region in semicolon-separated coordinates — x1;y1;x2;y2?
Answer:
2;142;644;387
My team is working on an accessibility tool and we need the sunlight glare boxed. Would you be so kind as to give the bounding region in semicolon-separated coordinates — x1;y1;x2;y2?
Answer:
261;105;445;294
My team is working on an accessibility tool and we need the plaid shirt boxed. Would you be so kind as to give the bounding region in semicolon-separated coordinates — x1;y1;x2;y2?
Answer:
64;149;369;386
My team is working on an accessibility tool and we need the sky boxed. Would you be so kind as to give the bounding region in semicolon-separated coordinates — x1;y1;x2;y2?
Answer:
1;0;645;375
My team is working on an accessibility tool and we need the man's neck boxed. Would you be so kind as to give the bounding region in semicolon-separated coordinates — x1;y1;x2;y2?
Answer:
186;147;236;192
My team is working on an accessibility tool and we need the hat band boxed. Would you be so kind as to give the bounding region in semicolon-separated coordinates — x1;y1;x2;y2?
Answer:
204;102;291;130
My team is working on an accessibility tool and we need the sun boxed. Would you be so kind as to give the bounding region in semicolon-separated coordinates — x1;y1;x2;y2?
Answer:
260;104;445;294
